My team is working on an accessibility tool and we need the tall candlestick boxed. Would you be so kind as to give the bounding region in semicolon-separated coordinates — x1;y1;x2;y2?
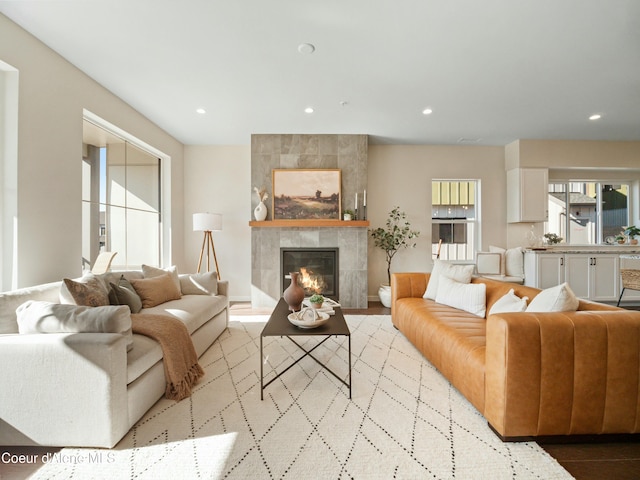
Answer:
355;192;358;209
363;190;367;207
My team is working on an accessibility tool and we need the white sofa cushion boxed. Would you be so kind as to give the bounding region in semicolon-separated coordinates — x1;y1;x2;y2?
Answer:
424;260;475;300
526;282;579;312
180;272;218;296
505;246;525;278
489;288;529;315
141;294;226;335
16;301;133;351
435;276;486;317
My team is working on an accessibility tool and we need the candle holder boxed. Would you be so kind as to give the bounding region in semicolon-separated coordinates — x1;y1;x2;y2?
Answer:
362;205;367;221
354;207;359;221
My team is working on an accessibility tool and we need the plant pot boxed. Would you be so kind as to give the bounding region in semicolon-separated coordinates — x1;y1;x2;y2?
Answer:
378;285;392;308
310;302;323;309
343;214;352;221
631;239;638;245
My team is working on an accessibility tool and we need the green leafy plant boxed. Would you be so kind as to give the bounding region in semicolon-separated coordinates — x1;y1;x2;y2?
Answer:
370;207;420;285
624;225;640;239
309;294;324;304
543;232;563;245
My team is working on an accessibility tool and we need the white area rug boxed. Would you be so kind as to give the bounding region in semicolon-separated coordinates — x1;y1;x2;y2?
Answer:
31;315;572;479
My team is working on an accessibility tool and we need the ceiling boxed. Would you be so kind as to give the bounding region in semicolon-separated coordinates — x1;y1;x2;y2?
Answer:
2;0;640;146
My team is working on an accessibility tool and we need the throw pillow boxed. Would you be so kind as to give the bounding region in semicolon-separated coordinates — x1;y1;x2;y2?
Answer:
16;301;133;351
142;264;181;292
505;246;525;278
179;272;218;296
424;260;475;300
109;275;143;313
130;273;182;308
435;276;487;317
489;245;506;274
526;282;579;312
476;252;502;275
488;288;529;315
62;277;110;307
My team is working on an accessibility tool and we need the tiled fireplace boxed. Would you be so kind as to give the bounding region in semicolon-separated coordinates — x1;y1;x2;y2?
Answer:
250;134;368;308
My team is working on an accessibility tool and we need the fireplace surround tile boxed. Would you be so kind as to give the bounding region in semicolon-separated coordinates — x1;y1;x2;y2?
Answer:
251;134;368;308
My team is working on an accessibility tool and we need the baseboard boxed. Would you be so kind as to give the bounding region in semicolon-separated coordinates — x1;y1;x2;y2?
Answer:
488;423;640;444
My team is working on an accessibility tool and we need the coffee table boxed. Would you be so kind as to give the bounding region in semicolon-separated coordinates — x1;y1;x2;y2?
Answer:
260;298;351;400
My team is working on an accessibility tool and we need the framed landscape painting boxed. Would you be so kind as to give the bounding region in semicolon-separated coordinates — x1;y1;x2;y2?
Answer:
272;169;341;220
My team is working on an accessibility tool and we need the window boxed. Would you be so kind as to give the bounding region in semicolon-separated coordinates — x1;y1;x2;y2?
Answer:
82;119;162;270
547;181;629;244
432;180;478;261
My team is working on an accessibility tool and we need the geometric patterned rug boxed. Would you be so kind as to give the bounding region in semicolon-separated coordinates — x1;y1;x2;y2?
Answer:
29;315;573;479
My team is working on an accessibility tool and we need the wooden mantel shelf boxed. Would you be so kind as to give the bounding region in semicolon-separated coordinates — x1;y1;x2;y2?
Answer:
249;220;370;228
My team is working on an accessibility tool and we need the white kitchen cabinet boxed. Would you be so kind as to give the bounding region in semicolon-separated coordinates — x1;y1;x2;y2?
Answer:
524;252;564;289
525;251;620;302
507;168;548;223
564;254;619;301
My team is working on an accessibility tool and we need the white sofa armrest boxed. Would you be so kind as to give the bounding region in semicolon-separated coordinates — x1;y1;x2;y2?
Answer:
217;280;229;297
0;332;129;447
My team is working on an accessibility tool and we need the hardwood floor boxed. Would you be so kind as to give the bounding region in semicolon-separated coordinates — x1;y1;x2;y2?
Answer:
230;301;640;480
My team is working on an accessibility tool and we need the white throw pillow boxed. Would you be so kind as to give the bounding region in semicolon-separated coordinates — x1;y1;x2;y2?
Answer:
526;283;579;312
489;245;506;274
179;272;218;295
16;301;133;351
488;288;529;315
424;260;475;300
505;247;524;278
476;252;502;275
435;276;486;317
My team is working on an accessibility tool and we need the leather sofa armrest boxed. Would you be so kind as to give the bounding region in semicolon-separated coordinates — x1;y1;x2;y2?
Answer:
0;332;129;447
485;310;640;438
391;273;430;313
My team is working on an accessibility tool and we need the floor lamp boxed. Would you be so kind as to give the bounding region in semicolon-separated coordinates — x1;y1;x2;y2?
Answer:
193;213;222;279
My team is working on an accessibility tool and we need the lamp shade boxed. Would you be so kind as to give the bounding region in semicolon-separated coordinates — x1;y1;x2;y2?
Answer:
193;213;222;232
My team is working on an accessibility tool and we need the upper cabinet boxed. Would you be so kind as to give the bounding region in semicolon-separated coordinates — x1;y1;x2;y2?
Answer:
507;168;548;223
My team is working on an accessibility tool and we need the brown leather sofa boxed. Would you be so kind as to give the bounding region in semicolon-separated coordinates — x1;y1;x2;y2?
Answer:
391;272;640;440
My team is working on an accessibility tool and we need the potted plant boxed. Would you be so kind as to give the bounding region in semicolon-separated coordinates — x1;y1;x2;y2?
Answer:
370;206;420;307
624;225;640;245
343;209;355;221
543;232;563;245
309;294;324;309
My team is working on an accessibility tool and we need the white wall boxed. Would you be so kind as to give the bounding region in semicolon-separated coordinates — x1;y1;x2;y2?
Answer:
0;14;184;288
367;145;506;296
183;145;251;300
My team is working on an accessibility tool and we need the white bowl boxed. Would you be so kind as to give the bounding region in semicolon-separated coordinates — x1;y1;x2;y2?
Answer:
288;309;330;329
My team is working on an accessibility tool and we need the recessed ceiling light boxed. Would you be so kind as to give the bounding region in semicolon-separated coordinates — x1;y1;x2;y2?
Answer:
304;107;314;114
422;108;433;115
589;114;602;120
196;108;206;114
298;43;316;54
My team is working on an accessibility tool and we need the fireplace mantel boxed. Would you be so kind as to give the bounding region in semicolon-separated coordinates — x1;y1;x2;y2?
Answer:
249;220;369;228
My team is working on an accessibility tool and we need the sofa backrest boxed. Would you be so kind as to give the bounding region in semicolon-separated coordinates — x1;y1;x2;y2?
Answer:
0;281;62;334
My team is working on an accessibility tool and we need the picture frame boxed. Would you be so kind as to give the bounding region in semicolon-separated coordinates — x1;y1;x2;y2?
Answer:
272;169;342;220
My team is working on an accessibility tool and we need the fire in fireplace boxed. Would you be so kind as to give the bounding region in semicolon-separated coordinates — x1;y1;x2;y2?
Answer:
281;248;338;299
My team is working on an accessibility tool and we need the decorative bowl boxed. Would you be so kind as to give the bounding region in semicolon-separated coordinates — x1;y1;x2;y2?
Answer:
288;308;330;329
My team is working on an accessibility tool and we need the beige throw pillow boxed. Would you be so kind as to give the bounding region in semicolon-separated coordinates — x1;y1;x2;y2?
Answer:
131;273;182;308
142;264;181;292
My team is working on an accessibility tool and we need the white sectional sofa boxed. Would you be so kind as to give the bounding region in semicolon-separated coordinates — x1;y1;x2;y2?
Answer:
0;270;229;448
